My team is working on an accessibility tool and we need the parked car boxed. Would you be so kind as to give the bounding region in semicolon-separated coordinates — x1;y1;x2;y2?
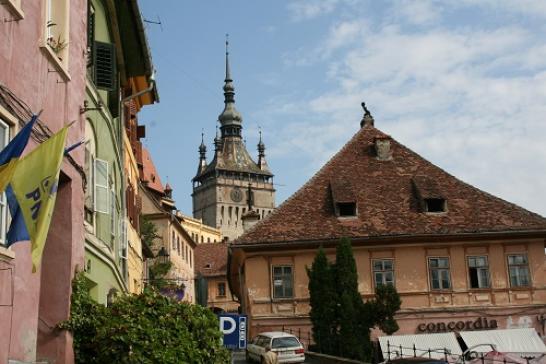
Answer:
246;331;305;363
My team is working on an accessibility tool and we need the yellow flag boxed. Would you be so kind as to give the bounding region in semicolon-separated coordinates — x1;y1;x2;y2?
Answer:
0;159;19;193
11;126;68;272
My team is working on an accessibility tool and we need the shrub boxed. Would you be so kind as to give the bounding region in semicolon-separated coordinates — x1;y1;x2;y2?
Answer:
60;272;230;363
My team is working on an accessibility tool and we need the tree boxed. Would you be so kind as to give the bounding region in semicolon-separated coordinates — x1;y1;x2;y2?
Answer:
307;238;402;362
306;247;337;353
334;237;369;360
141;217;172;289
369;284;401;335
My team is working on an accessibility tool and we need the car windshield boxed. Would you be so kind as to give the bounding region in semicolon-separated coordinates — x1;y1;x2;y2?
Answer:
272;337;300;349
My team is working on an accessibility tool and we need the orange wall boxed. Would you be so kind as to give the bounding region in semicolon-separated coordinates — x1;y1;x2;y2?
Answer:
241;238;546;338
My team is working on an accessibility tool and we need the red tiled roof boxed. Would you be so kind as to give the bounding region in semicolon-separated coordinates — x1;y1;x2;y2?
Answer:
141;147;164;194
194;242;228;277
235;125;546;245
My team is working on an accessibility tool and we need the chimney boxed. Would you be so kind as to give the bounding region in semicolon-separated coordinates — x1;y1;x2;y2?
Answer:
374;136;392;161
242;210;260;232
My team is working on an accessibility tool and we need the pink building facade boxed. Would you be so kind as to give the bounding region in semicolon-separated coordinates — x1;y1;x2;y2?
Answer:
0;1;86;363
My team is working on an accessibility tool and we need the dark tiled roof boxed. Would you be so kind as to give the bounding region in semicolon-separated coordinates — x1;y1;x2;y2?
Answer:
197;138;273;179
194;242;228;277
141;147;164;194
235;125;546;245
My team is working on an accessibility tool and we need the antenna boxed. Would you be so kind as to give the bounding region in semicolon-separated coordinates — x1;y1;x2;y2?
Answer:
143;15;163;32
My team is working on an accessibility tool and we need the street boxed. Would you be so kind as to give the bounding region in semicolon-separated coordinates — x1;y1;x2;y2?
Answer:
231;350;313;363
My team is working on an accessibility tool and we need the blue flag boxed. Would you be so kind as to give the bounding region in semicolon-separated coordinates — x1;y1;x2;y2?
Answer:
0;114;37;165
0;115;38;246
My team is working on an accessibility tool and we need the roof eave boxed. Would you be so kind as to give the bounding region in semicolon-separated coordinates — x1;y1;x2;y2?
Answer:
232;229;546;251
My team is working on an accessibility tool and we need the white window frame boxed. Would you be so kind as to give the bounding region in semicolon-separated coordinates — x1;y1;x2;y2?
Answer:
94;158;109;214
428;257;451;290
0;118;10;246
468;256;490;289
119;219;127;259
110;184;116;243
272;265;294;299
507;254;530;287
41;0;70;78
2;0;24;20
372;259;394;288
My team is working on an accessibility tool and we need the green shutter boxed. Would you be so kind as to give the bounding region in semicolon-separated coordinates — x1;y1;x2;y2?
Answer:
94;41;116;91
87;3;95;67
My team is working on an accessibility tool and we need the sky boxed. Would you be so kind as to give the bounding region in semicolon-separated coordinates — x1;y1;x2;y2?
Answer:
139;0;546;217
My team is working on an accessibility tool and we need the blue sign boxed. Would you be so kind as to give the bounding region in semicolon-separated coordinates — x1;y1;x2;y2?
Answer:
219;314;247;350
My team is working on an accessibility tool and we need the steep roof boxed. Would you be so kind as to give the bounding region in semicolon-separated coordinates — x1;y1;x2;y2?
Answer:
196;138;272;179
235;124;546;245
194;242;228;277
141;147;164;194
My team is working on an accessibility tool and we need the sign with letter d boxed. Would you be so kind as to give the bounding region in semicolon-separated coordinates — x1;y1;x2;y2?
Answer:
218;314;247;350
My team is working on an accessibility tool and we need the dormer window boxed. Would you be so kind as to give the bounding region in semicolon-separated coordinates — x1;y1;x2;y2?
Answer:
330;179;357;218
424;198;446;213
337;202;357;217
412;176;447;214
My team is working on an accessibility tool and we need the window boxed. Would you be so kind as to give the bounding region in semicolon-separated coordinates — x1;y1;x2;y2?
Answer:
86;2;95;68
373;259;394;287
43;0;70;69
84;120;96;224
177;237;180;255
272;265;293;299
424;198;446;213
428;257;451;290
217;282;226;297
94;159;109;214
337;202;356;217
0;119;9;245
468;256;490;289
2;0;24;20
109;183;116;245
508;254;530;287
171;231;175;250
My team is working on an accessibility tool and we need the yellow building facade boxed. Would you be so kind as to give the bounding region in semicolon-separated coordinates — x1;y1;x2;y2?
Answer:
178;212;222;244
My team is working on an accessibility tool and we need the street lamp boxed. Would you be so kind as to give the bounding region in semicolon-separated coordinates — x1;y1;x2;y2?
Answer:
157;246;169;264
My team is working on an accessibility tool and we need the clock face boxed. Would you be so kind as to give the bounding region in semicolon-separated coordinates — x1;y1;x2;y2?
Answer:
230;188;243;202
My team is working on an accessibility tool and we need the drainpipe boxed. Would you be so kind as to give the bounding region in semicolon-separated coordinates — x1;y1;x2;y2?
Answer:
119;72;156;284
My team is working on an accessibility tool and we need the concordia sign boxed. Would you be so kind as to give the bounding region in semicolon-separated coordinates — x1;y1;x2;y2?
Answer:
218;313;247;350
417;317;498;333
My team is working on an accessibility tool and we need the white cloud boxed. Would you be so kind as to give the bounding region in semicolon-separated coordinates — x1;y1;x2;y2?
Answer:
287;0;343;21
390;0;442;26
269;2;546;215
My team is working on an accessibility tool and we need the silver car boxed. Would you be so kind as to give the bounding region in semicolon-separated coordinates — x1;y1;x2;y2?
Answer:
246;331;305;363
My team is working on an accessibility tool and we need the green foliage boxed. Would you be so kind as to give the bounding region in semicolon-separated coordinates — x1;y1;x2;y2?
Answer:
370;284;402;335
140;217;174;289
306;247;337;353
140;217;159;248
61;272;230;363
307;238;402;362
335;237;370;361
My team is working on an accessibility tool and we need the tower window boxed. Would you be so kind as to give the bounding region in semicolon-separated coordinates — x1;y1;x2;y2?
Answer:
424;198;446;213
337;202;356;217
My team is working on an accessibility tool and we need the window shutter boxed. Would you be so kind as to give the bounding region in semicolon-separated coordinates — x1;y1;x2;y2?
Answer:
94;41;116;91
94;159;109;213
87;4;95;67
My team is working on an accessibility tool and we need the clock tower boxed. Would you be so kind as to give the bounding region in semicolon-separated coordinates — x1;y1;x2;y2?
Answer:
192;40;275;241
